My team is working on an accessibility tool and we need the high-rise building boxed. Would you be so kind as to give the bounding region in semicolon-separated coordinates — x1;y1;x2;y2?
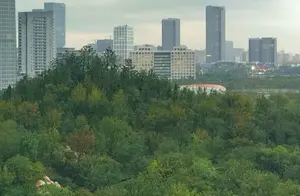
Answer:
206;6;225;63
249;38;261;63
249;37;277;64
260;37;277;65
95;39;113;53
225;41;234;62
0;0;17;90
113;25;134;64
162;18;180;51
44;2;66;48
18;10;56;78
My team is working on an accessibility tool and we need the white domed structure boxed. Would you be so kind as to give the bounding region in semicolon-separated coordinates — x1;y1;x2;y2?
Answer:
179;84;226;94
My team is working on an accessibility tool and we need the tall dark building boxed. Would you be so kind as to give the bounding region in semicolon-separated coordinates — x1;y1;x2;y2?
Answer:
162;18;180;51
249;38;261;63
206;6;225;63
248;37;277;64
260;38;277;65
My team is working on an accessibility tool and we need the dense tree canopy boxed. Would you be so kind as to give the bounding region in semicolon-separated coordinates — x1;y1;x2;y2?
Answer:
1;46;300;195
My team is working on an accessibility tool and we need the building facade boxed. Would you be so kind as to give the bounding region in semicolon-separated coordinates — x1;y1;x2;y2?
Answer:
95;39;113;53
44;2;66;48
206;6;225;63
260;37;277;65
225;41;234;62
153;52;172;79
130;45;156;72
129;46;196;80
249;38;261;63
56;47;81;59
113;25;134;64
162;18;180;51
18;10;56;78
249;37;277;64
171;46;196;80
0;0;17;90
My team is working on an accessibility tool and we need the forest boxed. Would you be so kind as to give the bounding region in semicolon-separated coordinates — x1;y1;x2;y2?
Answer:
1;47;300;195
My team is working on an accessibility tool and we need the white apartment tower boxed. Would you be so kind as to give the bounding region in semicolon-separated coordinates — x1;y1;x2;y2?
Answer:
0;0;17;90
113;25;134;64
18;10;56;78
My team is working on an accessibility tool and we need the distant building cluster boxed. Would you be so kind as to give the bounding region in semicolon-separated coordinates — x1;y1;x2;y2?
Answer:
0;1;284;89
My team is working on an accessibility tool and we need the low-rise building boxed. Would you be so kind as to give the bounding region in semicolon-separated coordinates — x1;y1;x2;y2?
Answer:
129;45;196;80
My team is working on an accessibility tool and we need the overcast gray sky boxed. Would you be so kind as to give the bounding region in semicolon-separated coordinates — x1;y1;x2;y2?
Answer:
16;0;300;53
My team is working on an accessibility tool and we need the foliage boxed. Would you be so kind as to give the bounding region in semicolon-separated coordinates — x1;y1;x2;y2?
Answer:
1;47;300;195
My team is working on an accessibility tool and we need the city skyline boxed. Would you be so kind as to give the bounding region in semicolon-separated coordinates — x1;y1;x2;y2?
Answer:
16;0;300;53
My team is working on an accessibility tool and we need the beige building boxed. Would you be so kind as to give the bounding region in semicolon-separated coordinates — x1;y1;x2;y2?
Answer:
129;45;196;80
130;45;156;72
171;46;196;80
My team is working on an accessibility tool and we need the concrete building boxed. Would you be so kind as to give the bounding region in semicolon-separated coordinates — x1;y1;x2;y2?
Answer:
260;37;277;64
171;46;196;80
206;6;225;63
44;2;66;48
0;0;17;90
130;45;156;72
18;10;56;78
225;41;234;62
162;18;180;51
129;46;196;80
153;51;172;79
95;39;113;53
249;38;261;63
56;47;81;59
113;25;134;64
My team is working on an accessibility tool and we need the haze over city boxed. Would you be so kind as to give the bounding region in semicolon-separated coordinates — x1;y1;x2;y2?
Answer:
16;0;300;52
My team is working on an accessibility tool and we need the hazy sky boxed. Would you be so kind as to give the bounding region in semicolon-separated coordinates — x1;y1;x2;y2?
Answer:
16;0;300;53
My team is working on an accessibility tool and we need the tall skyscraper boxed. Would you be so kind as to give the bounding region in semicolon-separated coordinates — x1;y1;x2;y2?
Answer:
225;41;234;62
249;38;261;63
113;25;134;64
260;37;277;65
162;18;180;51
206;6;225;63
18;10;56;78
0;0;17;90
248;37;277;64
44;2;66;48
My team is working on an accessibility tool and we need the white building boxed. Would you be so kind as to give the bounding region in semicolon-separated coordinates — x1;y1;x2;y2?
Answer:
129;45;196;80
0;0;17;90
180;84;226;94
130;45;156;72
171;46;196;80
113;25;134;64
18;10;56;78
